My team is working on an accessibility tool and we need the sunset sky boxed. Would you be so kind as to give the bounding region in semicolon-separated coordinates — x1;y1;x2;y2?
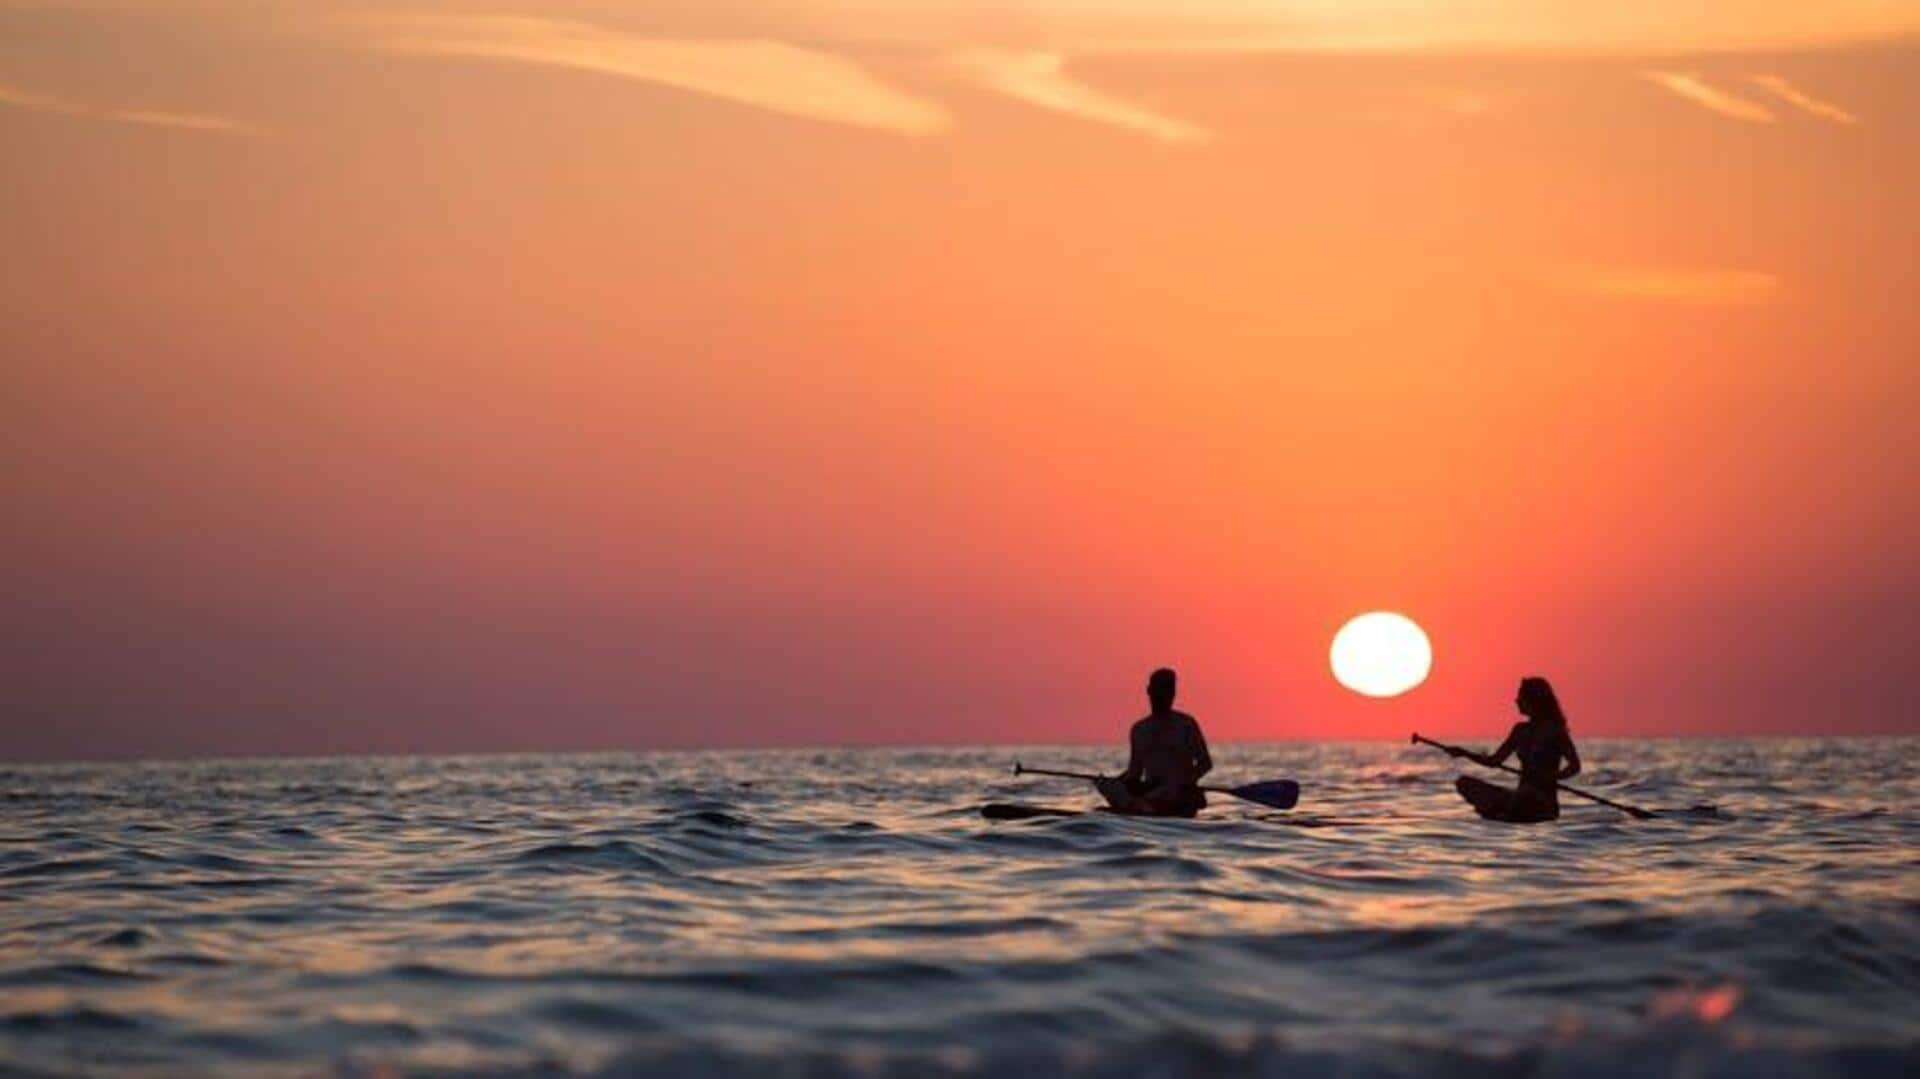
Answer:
4;3;1916;760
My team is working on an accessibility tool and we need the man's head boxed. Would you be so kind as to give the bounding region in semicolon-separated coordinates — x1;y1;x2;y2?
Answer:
1146;667;1178;713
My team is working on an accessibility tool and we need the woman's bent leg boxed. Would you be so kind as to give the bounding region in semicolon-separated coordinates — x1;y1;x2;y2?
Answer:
1456;776;1513;820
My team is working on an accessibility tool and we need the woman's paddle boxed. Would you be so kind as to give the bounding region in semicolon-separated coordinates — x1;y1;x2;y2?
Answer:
1012;762;1300;810
1410;733;1656;820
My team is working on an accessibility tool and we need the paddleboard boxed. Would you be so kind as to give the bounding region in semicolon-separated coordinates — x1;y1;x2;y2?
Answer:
980;803;1081;820
979;803;1201;820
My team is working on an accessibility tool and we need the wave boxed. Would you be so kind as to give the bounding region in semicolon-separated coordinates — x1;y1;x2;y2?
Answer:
506;841;677;875
0;739;1912;1075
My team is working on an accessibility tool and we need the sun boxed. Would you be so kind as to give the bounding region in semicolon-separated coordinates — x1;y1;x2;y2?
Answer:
1330;612;1432;697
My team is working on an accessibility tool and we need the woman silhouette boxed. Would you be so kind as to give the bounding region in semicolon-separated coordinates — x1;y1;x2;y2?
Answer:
1452;677;1582;822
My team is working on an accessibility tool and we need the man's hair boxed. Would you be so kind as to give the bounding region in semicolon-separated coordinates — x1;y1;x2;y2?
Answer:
1147;668;1177;697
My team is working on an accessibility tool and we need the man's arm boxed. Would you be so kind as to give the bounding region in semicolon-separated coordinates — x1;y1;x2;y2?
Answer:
1189;717;1212;779
1118;723;1144;785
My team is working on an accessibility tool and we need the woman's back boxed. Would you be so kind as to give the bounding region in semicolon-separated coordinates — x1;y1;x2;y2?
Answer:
1512;721;1566;796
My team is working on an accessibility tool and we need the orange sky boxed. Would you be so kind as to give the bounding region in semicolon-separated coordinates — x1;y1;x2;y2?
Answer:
3;3;1917;759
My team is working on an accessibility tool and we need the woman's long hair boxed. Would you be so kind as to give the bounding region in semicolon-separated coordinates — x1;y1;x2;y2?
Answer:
1518;676;1569;730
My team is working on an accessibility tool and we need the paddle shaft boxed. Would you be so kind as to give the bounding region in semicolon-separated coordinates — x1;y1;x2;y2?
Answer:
1013;763;1237;798
1411;734;1654;819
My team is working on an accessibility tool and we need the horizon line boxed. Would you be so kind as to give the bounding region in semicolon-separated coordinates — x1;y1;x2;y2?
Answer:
2;729;1908;769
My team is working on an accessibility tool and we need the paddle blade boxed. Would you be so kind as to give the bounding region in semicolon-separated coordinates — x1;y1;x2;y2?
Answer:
1226;779;1300;810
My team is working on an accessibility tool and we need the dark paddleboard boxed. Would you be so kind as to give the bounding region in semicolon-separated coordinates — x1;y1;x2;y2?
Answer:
981;803;1081;820
979;804;1194;820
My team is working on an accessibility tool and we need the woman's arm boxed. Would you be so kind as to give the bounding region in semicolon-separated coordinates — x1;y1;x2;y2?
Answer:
1474;725;1522;768
1558;730;1582;779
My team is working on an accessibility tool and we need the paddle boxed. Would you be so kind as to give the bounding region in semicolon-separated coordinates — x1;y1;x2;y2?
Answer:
1012;762;1301;811
1410;733;1656;820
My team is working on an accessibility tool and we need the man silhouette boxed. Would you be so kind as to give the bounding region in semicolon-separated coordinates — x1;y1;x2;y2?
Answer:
1097;668;1213;817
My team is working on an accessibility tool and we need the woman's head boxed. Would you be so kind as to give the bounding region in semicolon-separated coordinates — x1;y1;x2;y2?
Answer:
1516;676;1567;727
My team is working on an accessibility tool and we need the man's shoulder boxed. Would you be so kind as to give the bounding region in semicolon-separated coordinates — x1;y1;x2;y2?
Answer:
1136;711;1201;732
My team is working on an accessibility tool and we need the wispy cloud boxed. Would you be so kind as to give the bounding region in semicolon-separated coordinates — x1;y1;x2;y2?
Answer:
1748;74;1860;125
1390;85;1500;132
1640;72;1774;124
1420;87;1497;119
948;49;1208;143
0;83;259;135
1553;265;1784;306
354;15;949;136
1029;2;1920;57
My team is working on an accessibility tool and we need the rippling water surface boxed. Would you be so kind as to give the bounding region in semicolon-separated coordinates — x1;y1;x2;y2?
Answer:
2;738;1915;1076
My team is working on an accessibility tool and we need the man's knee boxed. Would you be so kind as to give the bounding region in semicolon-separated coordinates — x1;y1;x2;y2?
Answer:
1096;776;1140;811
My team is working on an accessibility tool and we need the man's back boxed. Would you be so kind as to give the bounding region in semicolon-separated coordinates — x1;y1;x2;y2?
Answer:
1100;667;1213;817
1129;711;1208;789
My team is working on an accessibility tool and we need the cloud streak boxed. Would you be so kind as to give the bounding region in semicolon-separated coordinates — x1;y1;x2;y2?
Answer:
356;15;949;136
948;49;1208;143
1640;72;1774;124
1553;265;1784;306
1748;75;1860;125
0;82;258;134
992;1;1920;57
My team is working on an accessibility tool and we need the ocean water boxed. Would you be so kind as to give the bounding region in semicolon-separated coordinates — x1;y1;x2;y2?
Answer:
0;738;1914;1077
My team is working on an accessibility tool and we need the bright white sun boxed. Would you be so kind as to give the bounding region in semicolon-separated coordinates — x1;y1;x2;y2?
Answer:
1330;612;1432;698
